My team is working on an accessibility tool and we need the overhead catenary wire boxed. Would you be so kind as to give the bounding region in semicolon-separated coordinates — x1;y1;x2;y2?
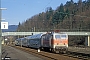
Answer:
40;0;53;12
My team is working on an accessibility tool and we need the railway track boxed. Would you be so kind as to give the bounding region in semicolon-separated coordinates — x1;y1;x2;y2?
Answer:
67;46;90;60
12;46;90;60
62;51;90;60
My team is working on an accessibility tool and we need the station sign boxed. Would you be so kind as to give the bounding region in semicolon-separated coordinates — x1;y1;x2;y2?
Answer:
1;22;8;29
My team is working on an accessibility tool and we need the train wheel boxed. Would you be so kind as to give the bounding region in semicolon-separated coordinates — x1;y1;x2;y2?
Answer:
50;48;54;53
44;47;49;52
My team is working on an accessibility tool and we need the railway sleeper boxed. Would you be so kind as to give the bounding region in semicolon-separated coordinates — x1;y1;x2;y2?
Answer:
67;51;90;60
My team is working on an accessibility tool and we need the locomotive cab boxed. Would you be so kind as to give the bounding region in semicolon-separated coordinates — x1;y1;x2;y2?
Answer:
53;33;68;53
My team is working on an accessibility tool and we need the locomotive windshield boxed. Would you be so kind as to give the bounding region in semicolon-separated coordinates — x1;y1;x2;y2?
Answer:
55;34;67;39
61;35;67;39
55;35;60;39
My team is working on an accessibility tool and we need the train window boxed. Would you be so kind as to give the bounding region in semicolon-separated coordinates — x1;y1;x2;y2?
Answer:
55;35;60;39
61;35;67;39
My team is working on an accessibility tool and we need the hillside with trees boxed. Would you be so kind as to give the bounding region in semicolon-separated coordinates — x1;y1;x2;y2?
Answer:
17;0;90;32
16;0;90;46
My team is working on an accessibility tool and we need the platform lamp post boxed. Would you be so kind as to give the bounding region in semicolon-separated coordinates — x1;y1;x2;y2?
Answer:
0;8;7;60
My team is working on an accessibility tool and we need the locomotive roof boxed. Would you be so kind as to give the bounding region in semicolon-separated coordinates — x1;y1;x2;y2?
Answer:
48;32;67;35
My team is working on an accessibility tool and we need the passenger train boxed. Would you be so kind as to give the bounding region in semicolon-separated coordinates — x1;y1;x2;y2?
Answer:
15;32;68;53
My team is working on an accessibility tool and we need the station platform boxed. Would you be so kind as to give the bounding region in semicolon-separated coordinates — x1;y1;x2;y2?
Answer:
2;45;43;60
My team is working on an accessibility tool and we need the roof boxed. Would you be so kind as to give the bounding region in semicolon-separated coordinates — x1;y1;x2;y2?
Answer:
26;33;45;39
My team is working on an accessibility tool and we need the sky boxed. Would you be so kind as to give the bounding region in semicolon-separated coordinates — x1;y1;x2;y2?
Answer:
1;0;85;25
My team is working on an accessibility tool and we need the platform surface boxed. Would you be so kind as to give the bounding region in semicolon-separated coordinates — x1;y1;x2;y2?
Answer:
2;46;43;60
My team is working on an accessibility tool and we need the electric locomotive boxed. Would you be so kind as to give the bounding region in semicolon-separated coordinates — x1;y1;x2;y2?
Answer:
41;32;68;53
